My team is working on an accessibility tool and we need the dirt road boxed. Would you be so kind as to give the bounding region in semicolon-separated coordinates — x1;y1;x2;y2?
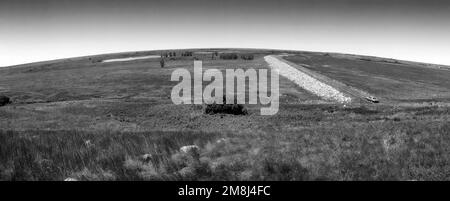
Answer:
265;55;381;104
264;55;352;103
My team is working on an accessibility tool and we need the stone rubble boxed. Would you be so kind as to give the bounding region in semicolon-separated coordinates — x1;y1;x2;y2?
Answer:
264;55;351;103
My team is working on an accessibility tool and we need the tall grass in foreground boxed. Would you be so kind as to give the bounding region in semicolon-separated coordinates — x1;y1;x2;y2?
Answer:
1;119;450;181
0;130;310;181
0;130;219;180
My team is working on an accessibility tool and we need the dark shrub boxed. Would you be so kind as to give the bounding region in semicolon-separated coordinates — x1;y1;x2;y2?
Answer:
205;104;247;115
220;53;238;60
204;96;248;115
160;58;165;68
0;95;11;106
240;54;254;60
182;51;193;57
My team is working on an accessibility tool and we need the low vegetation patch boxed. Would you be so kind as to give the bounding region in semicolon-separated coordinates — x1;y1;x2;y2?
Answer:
181;51;193;57
240;53;254;60
204;96;248;115
344;106;379;115
219;53;238;60
0;95;11;107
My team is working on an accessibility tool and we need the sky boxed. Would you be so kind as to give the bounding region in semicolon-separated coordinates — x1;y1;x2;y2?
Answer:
1;0;450;66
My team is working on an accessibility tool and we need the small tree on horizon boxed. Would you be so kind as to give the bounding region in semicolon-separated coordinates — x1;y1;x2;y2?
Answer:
160;56;165;68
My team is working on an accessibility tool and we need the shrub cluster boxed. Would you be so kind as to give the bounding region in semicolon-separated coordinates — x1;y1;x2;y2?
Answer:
161;52;177;58
219;53;238;60
0;95;11;107
181;51;193;57
240;54;254;60
204;96;248;115
219;53;254;60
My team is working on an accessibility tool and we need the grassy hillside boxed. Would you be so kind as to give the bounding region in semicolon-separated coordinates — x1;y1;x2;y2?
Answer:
0;49;449;180
285;53;450;103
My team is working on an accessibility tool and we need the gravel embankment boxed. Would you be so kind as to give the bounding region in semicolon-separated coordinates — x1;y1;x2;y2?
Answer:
265;55;351;103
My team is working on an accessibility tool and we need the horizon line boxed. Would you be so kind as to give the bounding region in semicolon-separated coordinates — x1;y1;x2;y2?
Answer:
1;47;449;68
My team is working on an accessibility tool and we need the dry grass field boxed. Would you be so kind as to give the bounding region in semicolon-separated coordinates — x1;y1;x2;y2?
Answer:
0;49;449;180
